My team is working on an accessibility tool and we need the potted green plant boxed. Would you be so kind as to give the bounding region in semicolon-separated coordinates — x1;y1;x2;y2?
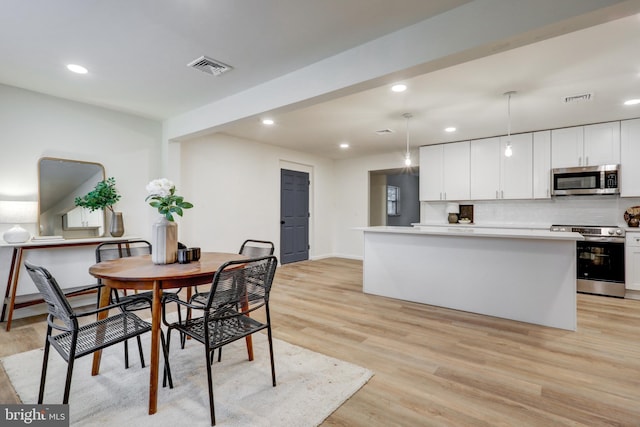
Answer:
74;177;124;237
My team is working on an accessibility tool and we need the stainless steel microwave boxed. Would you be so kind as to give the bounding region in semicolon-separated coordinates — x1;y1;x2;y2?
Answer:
551;164;620;196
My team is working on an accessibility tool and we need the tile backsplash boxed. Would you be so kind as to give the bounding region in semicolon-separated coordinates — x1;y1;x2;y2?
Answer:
421;196;640;227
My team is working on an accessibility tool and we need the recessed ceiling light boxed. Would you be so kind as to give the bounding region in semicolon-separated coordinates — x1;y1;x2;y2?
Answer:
67;64;88;74
262;118;274;125
624;99;640;106
339;143;349;149
391;84;407;93
445;127;457;132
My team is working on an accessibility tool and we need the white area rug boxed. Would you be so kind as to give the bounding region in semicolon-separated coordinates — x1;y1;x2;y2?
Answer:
1;332;372;427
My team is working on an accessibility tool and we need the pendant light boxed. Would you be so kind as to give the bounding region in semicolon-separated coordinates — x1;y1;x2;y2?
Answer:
402;112;413;166
504;91;516;157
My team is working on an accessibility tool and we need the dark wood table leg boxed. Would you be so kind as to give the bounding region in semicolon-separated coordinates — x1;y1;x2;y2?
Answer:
4;248;24;332
91;283;113;375
1;248;19;325
148;280;162;415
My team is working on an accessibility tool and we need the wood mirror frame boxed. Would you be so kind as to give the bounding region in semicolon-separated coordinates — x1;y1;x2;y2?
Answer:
37;157;106;238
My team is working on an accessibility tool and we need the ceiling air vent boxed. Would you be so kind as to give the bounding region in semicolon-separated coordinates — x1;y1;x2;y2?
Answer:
563;93;593;103
375;129;395;135
187;56;233;76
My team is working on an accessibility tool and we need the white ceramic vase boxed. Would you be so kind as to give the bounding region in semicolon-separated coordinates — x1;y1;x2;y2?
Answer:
151;216;177;264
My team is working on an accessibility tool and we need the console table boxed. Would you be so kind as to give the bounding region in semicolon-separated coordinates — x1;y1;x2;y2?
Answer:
0;236;135;331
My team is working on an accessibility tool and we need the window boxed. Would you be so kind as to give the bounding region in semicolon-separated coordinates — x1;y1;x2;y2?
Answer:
387;185;400;216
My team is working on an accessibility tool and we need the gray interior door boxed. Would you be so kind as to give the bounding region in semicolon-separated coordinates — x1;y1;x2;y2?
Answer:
280;169;309;264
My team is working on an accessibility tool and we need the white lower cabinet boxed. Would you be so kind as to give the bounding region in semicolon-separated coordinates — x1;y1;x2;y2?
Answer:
627;232;640;291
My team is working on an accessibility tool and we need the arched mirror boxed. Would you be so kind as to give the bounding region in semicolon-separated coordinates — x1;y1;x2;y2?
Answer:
38;157;106;238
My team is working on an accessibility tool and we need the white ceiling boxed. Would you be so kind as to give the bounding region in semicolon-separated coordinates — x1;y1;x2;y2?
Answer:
0;0;468;118
223;12;640;160
2;1;640;160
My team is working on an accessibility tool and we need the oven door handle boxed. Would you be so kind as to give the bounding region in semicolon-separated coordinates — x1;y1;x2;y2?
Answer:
581;237;625;243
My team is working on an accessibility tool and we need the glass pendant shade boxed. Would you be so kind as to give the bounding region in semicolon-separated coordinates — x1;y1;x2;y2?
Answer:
504;91;516;157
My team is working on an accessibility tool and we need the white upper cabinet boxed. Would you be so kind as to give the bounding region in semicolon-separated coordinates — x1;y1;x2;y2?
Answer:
583;122;620;166
419;145;444;201
470;137;500;200
551;126;582;168
443;141;471;201
419;141;470;201
551;122;620;168
621;118;640;197
500;133;533;199
470;134;532;200
532;130;551;199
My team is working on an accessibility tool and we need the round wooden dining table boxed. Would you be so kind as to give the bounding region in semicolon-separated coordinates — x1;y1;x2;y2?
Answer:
88;252;247;415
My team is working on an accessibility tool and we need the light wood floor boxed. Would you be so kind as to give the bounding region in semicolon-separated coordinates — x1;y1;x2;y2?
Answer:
2;257;640;426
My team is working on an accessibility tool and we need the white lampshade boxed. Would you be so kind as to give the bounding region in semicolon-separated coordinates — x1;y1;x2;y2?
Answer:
446;203;460;214
0;201;38;243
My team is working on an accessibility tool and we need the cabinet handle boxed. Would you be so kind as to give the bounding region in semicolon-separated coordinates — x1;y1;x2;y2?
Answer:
586;156;589;166
501;190;504;199
496;190;498;198
578;156;582;166
444;192;447;200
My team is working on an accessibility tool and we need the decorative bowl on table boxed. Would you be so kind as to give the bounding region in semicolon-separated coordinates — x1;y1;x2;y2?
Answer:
458;218;472;224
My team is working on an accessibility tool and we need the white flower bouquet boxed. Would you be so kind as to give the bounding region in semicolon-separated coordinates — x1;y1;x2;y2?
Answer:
145;178;193;221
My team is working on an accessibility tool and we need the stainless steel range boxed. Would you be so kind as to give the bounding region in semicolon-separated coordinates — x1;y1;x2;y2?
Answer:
550;225;625;297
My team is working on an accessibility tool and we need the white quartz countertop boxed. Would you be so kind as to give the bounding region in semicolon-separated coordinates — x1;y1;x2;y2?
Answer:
412;222;552;230
356;226;583;241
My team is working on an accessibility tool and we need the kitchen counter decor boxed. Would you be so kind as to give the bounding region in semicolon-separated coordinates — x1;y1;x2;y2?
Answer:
624;206;640;227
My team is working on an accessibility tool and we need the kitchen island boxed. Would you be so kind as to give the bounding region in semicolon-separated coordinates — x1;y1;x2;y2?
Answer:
358;226;583;330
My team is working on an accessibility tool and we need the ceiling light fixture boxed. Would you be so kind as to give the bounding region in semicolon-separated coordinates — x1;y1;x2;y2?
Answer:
402;113;413;166
340;143;349;149
262;118;274;125
391;84;407;93
445;127;456;133
504;91;516;158
66;64;88;74
624;99;640;106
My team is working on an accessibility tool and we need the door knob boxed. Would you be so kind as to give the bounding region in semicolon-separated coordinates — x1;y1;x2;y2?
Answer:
280;220;285;225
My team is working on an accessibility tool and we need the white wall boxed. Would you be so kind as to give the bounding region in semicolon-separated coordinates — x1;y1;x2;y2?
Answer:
332;149;419;259
0;84;163;318
0;84;164;238
178;134;335;259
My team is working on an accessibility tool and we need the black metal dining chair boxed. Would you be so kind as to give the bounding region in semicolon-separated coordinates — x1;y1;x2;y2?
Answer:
239;239;275;257
24;261;172;404
178;239;276;350
161;255;278;426
95;239;153;368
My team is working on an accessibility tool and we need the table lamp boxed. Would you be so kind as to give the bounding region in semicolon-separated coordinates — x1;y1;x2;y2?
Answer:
0;201;38;243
